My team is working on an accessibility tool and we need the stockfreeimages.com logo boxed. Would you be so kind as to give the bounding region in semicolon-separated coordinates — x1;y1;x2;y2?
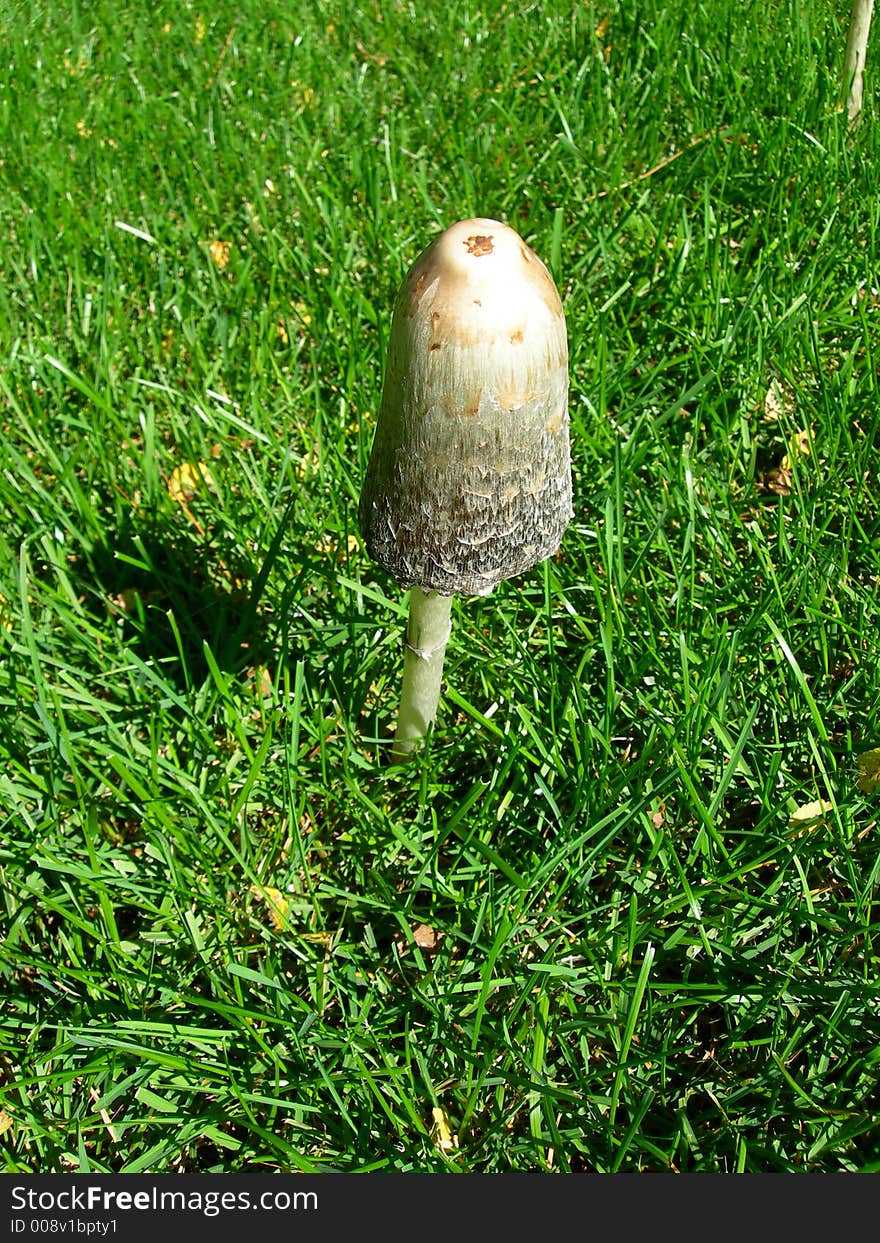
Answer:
10;1186;318;1220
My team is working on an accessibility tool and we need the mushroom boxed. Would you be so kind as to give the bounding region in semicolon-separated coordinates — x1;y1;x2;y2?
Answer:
358;216;572;761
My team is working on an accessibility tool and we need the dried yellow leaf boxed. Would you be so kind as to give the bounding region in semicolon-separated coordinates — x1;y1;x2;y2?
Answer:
168;461;215;502
431;1106;459;1154
788;799;832;830
208;240;231;270
315;533;361;561
250;884;289;930
856;748;880;795
291;80;316;108
781;426;815;471
0;1110;13;1136
763;379;794;422
292;299;312;327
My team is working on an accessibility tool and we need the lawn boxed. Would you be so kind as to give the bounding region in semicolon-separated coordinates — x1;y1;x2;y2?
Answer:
1;0;878;1173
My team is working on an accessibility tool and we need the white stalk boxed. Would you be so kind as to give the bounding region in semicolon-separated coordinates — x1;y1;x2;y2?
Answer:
842;0;875;121
390;587;453;762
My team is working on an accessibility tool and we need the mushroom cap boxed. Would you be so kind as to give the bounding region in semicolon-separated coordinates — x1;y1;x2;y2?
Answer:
358;217;572;597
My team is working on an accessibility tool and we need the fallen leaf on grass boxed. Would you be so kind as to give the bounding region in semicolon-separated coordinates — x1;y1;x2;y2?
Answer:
0;1110;13;1136
856;748;880;795
431;1106;459;1154
758;464;793;495
763;379;794;422
756;378;814;496
413;923;441;952
757;427;815;495
168;461;216;503
292;299;312;327
315;533;361;562
250;884;289;930
788;799;832;831
208;239;231;270
780;426;815;471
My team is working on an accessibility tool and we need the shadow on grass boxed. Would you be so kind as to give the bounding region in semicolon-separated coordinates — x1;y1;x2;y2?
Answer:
72;497;311;692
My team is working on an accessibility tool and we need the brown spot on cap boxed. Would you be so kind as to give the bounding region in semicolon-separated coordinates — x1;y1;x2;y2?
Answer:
545;407;565;435
510;329;524;344
464;234;494;257
495;380;537;411
465;388;482;415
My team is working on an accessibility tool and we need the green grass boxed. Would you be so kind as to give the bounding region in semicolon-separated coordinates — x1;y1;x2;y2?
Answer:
1;0;879;1173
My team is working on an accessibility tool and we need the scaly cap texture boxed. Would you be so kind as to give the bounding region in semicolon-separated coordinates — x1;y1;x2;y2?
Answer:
359;217;572;596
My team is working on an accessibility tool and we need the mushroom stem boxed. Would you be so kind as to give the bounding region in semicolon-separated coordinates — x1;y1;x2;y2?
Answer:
390;587;453;762
842;0;874;121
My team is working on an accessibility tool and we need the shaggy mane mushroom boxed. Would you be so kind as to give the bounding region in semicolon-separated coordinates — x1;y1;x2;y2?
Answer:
359;217;572;761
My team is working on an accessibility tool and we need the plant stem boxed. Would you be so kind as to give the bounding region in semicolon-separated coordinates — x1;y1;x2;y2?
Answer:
842;0;875;121
390;586;453;762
